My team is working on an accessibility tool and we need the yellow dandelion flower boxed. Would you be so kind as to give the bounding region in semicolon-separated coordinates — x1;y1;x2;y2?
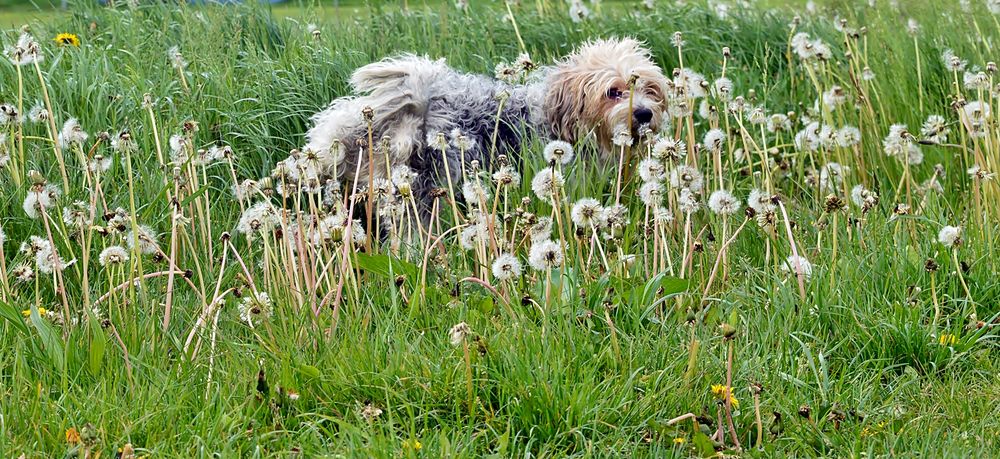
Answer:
66;427;81;444
22;307;48;317
938;334;958;345
673;437;686;445
403;438;422;451
710;384;740;409
54;33;80;47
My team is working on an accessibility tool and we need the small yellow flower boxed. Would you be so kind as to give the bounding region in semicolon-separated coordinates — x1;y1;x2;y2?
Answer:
672;437;686;445
710;384;740;409
65;427;81;444
54;33;80;47
403;438;422;451
22;307;48;317
938;334;958;345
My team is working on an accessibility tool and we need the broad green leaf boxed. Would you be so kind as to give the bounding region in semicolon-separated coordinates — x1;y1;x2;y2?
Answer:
0;299;30;335
29;305;65;374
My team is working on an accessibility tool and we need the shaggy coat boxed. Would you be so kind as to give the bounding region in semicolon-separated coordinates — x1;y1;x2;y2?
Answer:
301;37;668;215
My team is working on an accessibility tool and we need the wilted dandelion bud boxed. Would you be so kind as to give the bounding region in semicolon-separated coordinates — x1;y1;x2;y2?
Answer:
719;323;737;339
988;62;998;73
27;169;45;186
671;31;684;48
924;258;939;273
824;195;845;213
182;119;199;134
722;46;731;58
361;106;375;122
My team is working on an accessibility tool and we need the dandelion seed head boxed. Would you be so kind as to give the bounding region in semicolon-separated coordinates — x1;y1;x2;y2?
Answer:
98;246;129;267
920;115;950;144
459;223;486;250
651;136;686;162
747;188;774;213
528;239;564;271
62;201;93;227
528;216;554;243
836;126;861;147
12;264;35;283
126;225;160;255
713;77;734;101
653;206;674;225
426;131;449;151
782;255;812;279
22;184;60;219
941;49;967;72
58;118;89;149
670;165;704;193
167;46;187;69
612;127;634;147
542;140;574;165
491;253;522;281
702;128;726;152
531;167;564;203
571;198;604;229
492;164;521;188
767;114;792;133
238;291;273;325
639;181;665;208
938;225;962;248
678;188;700;213
28;102;48;123
4;32;42;66
708;189;740;215
449;322;472;346
237;201;279;239
637;158;666;183
450;128;477;151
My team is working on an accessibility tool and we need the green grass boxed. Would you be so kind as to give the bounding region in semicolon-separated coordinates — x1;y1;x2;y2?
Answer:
2;0;1000;457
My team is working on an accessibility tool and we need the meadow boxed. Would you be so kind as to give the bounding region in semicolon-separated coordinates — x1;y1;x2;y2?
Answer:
2;0;1000;457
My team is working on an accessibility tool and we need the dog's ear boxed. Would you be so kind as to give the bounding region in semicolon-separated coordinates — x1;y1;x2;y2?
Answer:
542;66;586;143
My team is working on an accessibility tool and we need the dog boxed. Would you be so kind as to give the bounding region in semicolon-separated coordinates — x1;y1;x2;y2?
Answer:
283;37;668;221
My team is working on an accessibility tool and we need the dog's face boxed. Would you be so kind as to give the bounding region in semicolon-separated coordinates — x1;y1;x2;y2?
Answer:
543;38;669;154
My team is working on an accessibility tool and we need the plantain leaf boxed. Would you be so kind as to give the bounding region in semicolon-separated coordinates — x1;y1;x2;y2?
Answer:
87;312;106;376
29;305;65;374
353;253;419;283
0;299;30;335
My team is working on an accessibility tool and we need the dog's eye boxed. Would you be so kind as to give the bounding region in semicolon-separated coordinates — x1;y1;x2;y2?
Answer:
606;88;623;100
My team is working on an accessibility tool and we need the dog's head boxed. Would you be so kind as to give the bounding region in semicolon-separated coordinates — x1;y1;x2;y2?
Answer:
543;37;668;154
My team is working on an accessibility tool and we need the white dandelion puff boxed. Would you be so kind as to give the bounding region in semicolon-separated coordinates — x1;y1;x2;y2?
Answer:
543;140;575;165
938;225;962;248
528;239;563;271
708;189;740;215
491;253;522;281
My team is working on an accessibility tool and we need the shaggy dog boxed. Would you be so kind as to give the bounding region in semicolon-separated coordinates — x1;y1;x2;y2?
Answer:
295;37;668;218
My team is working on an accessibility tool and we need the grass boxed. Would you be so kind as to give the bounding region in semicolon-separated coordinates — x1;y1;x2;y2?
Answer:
2;0;1000;457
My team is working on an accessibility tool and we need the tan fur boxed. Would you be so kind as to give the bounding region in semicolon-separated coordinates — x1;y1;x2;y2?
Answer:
543;37;669;153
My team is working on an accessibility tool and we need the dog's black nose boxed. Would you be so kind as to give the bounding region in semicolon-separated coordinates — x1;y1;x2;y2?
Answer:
633;107;653;125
